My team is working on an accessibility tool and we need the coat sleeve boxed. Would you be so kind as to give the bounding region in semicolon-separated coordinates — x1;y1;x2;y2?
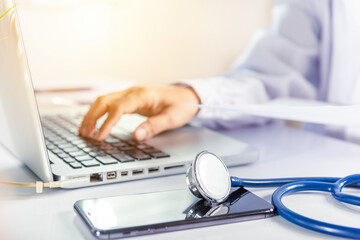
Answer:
183;0;323;129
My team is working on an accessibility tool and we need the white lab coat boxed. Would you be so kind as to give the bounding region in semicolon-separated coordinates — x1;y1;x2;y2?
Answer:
184;0;360;137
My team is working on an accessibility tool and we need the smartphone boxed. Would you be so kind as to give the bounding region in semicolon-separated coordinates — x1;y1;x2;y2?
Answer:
74;188;275;239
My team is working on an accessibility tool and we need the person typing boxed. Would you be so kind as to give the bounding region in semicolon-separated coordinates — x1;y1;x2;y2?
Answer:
79;0;360;142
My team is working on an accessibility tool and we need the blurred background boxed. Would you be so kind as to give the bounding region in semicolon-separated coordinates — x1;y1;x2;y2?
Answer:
16;0;272;88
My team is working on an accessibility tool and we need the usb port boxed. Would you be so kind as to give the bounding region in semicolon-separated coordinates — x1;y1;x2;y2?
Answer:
107;171;117;180
132;169;144;175
148;167;160;173
120;171;128;177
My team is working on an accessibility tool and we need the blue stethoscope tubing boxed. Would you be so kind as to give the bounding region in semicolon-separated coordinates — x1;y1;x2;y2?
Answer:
231;174;360;239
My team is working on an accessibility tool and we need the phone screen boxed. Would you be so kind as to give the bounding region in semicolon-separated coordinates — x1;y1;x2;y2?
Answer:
74;188;275;239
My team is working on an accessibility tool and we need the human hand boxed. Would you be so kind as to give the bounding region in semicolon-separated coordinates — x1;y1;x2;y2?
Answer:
79;86;201;141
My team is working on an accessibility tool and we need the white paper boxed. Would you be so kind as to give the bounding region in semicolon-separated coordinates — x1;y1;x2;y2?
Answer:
189;98;360;126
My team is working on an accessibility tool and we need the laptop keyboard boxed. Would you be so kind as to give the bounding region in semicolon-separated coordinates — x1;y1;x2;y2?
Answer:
41;115;170;169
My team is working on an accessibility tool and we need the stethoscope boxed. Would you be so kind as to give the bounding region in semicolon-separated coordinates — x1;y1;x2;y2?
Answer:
186;151;360;239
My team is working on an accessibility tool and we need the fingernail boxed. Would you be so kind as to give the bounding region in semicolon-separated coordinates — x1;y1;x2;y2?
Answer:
135;128;147;141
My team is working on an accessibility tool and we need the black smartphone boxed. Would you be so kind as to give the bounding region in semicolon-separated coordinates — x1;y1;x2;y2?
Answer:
74;188;275;239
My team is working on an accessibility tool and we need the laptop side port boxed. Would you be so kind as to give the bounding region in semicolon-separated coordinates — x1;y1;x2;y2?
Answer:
90;173;103;182
148;167;160;173
132;169;144;175
120;171;128;177
106;171;117;180
164;165;185;170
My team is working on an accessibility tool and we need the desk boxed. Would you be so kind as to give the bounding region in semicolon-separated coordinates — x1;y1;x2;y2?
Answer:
1;123;359;240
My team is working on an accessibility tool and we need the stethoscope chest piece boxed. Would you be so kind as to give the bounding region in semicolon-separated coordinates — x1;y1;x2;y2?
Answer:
186;151;231;203
186;150;360;239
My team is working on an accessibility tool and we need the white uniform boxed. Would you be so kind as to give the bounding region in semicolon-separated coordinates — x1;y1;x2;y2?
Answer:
184;0;360;138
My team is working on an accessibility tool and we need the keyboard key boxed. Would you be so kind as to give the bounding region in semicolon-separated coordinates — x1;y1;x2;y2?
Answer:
48;136;62;142
112;142;128;147
71;139;86;145
54;128;67;134
135;144;151;149
118;146;134;151
43;114;167;167
46;143;57;150
53;139;68;145
63;147;79;153
150;152;170;159
57;143;73;149
51;148;64;154
69;162;82;169
89;151;107;157
77;143;87;148
105;148;122;155
81;160;101;167
96;156;118;165
88;146;100;152
112;153;135;162
75;155;93;161
91;141;103;146
57;152;70;158
65;136;82;141
99;144;115;151
69;151;87;157
125;149;151;160
126;140;138;145
67;127;79;134
142;148;161;154
51;127;64;134
82;147;93;153
82;142;96;148
63;157;76;163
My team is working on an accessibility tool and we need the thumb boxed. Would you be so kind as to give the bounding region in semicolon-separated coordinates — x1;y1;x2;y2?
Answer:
133;113;174;141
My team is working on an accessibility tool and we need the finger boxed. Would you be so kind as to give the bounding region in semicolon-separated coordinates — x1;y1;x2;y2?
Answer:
79;88;135;137
79;98;109;137
79;88;140;136
93;106;122;140
94;95;139;140
133;110;179;141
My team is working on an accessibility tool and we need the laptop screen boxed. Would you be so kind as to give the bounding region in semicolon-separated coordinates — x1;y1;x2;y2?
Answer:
0;0;53;181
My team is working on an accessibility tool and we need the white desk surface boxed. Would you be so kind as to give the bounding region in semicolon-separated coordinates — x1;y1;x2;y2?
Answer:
1;123;360;240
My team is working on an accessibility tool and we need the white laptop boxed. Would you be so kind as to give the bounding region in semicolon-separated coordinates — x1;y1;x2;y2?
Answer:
0;0;258;188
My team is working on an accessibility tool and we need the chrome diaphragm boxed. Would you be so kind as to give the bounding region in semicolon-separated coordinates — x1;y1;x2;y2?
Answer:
186;151;231;203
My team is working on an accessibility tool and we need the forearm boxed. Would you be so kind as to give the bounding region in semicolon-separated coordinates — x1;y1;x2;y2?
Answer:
183;75;270;129
181;0;321;129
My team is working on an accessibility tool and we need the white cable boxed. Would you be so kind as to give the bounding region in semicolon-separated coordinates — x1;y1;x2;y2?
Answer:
0;177;88;193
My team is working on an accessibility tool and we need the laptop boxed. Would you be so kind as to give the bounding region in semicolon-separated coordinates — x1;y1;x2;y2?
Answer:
0;0;258;188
